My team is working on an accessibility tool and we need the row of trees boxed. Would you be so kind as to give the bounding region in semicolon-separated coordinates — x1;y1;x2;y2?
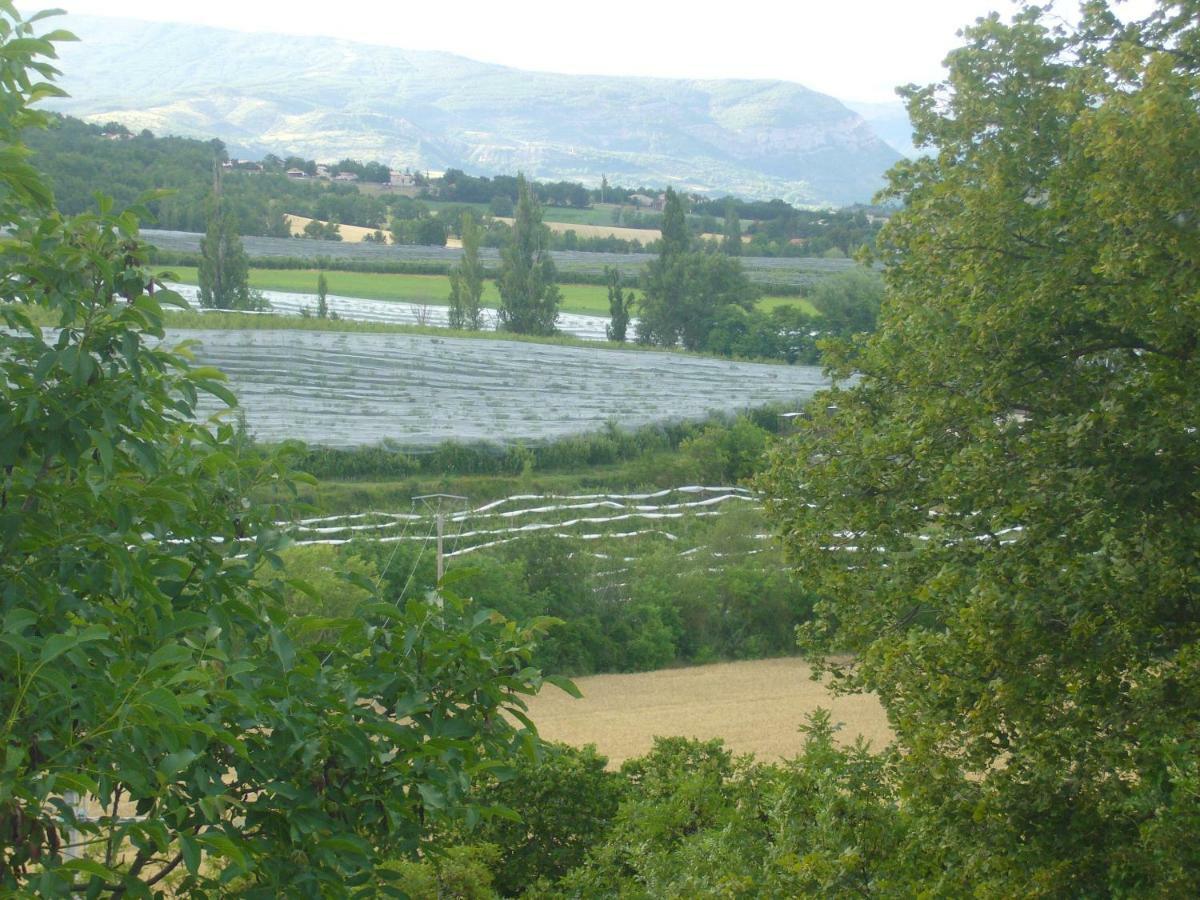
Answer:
446;177;882;353
27;115;883;258
448;175;562;335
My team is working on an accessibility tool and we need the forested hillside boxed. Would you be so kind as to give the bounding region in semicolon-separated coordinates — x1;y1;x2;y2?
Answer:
24;115;387;235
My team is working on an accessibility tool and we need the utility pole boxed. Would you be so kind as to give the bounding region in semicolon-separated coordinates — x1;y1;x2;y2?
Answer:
414;494;468;584
436;508;445;582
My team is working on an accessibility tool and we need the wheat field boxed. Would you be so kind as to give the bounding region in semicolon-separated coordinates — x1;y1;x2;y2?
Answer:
284;214;385;242
524;656;892;767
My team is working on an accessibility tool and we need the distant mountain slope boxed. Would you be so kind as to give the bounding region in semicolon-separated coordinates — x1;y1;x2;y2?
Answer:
46;15;902;207
845;100;920;160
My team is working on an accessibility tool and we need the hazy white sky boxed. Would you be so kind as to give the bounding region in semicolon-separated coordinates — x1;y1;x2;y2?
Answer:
48;0;1157;103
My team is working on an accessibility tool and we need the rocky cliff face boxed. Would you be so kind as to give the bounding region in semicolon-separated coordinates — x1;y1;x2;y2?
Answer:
48;15;902;206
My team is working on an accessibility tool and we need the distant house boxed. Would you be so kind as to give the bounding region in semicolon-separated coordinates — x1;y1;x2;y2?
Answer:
629;193;656;208
334;172;359;182
388;170;416;188
286;168;308;179
315;165;331;179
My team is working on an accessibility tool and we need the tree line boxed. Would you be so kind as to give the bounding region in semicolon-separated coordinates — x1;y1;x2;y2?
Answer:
26;115;883;257
442;177;883;359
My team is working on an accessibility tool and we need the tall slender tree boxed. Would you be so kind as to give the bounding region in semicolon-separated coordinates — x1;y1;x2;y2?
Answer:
497;175;561;335
316;271;329;319
198;162;250;310
658;187;689;259
721;201;742;256
448;213;485;330
604;266;635;343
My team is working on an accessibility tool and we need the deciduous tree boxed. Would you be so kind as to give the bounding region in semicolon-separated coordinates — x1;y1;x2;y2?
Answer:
761;2;1200;892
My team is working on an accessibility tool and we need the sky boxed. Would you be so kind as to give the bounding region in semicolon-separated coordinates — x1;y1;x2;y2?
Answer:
45;0;1160;104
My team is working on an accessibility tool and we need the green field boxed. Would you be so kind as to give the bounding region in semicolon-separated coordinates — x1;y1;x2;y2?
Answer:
165;266;814;317
758;295;818;315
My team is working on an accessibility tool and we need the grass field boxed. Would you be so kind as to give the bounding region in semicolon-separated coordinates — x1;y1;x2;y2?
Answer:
524;656;891;767
163;266;815;317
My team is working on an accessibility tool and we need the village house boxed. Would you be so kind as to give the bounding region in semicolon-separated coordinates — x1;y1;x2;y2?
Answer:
285;168;308;179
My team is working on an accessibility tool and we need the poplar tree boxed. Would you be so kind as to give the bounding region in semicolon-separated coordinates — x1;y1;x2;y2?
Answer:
721;201;742;256
448;213;485;330
497;175;561;335
316;271;328;318
197;165;250;310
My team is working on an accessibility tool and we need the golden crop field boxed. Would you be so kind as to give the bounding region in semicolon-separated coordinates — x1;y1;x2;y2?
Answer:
492;215;661;244
284;213;384;242
524;656;892;767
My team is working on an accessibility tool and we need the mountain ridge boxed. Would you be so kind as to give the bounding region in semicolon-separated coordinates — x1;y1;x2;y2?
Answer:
46;14;903;206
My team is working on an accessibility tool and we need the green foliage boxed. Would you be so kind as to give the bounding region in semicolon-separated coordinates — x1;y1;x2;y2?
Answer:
467;743;623;896
761;2;1200;893
316;269;329;318
294;408;787;486
678;414;770;483
604;265;634;342
302;217;342;241
703;304;818;363
0;13;561;893
448;213;485;330
198;197;252;309
638;249;759;350
636;187;759;350
488;193;513;217
24;114;389;235
497;174;562;335
377;843;501;899
543;722;907;897
629;509;814;664
809;266;883;338
658;187;690;259
260;544;378;643
721;201;742;256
